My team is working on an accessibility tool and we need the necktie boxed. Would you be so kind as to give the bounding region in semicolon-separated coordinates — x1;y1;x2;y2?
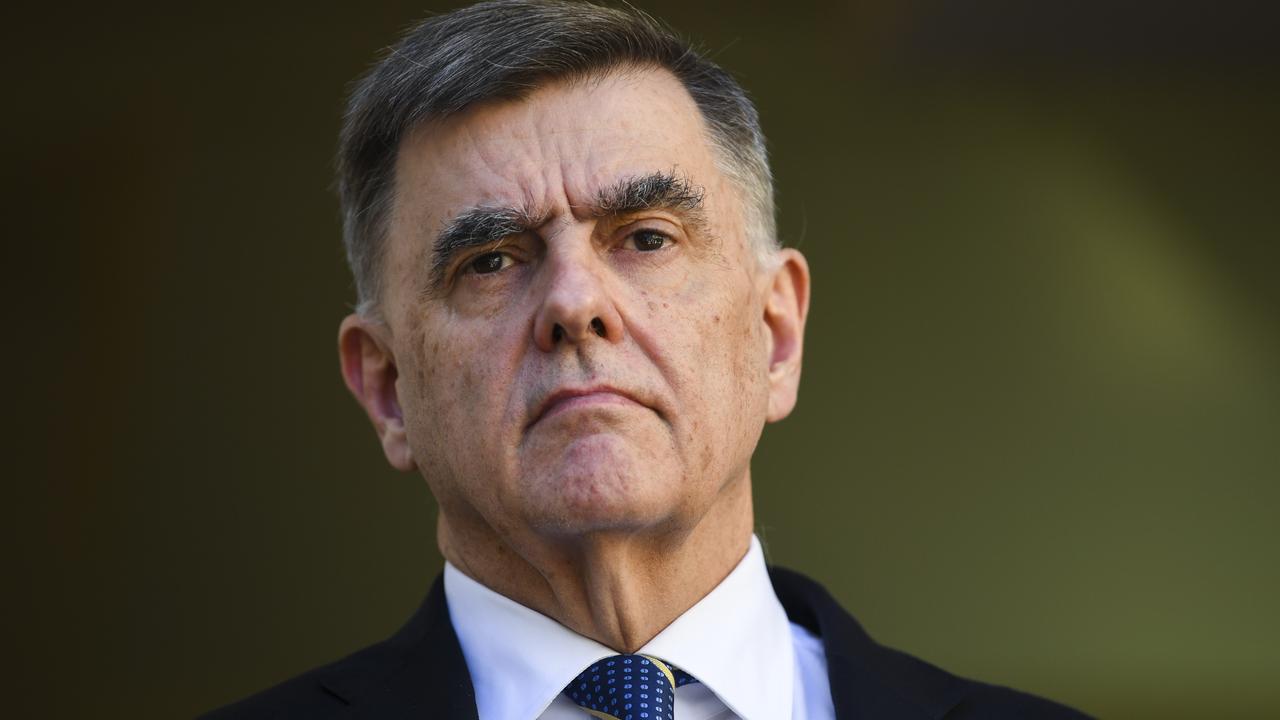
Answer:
563;654;698;720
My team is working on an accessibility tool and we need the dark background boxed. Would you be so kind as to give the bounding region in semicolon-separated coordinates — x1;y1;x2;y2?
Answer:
12;1;1278;717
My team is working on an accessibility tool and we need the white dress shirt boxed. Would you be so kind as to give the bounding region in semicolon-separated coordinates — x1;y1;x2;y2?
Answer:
444;535;835;720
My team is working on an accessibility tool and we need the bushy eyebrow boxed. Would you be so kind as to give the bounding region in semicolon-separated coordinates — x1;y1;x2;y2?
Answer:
426;170;706;292
591;170;706;220
428;205;546;290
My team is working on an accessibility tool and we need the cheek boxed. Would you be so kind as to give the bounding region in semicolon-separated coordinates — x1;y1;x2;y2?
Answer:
714;299;769;416
666;278;769;464
400;315;508;485
717;305;771;472
400;323;449;464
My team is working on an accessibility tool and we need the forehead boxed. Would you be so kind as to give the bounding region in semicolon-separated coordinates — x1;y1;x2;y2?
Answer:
391;67;734;231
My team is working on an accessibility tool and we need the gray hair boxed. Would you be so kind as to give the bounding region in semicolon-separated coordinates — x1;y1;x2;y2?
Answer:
338;0;777;316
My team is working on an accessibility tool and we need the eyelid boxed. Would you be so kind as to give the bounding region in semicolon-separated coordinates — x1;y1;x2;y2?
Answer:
626;218;684;251
616;216;682;242
454;240;526;281
622;227;671;249
462;247;514;271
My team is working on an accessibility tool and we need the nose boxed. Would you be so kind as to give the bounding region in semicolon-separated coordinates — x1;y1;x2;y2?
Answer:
532;248;624;352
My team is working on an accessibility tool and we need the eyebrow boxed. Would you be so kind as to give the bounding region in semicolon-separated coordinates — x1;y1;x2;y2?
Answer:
426;170;706;291
592;170;706;220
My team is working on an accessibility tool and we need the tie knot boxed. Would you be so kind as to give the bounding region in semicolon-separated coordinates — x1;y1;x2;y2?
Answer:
563;654;698;720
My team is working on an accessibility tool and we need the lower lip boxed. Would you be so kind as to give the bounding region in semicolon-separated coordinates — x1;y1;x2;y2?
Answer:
538;392;640;423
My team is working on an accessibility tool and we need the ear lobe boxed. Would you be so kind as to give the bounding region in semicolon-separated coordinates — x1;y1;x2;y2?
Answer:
762;249;811;422
338;314;417;472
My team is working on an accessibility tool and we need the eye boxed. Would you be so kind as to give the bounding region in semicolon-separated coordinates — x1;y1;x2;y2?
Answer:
626;229;670;252
466;250;513;275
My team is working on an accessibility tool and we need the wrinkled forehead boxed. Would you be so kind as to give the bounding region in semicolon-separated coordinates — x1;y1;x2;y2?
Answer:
389;67;741;237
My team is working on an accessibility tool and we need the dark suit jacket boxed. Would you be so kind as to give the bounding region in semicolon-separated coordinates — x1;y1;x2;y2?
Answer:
205;567;1089;718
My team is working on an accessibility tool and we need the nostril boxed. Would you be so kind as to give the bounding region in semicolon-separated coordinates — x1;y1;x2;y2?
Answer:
552;324;564;343
590;318;605;337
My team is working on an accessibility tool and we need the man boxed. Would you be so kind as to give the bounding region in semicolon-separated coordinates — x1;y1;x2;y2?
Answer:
209;1;1087;718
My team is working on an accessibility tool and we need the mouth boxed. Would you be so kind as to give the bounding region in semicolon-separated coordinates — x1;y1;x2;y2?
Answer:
527;385;649;430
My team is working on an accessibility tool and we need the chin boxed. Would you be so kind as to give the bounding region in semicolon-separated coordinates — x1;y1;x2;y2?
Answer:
522;432;683;533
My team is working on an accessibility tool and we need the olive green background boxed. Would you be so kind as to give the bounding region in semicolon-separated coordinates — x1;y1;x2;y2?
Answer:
12;1;1278;717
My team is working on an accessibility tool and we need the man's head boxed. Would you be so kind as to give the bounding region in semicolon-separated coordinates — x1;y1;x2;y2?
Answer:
337;1;809;564
338;0;777;318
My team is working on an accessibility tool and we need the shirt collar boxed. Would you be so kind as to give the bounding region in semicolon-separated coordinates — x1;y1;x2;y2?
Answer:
445;535;795;720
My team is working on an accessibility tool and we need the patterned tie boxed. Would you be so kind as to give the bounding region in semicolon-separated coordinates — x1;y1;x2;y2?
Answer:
563;654;699;720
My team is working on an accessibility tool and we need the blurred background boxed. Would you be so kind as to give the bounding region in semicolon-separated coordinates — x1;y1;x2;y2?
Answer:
11;0;1278;717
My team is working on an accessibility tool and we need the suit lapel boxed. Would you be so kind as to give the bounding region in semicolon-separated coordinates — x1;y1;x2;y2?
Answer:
770;567;968;720
313;568;965;719
317;576;479;719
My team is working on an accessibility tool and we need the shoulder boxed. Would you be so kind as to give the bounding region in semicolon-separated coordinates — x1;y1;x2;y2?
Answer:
943;681;1089;719
199;661;349;719
769;566;1092;720
201;577;476;719
200;628;435;719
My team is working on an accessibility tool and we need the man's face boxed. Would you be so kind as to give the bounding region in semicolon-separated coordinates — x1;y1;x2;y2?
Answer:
365;69;800;542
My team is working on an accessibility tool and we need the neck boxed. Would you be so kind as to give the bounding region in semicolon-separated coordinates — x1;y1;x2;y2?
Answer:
438;474;754;653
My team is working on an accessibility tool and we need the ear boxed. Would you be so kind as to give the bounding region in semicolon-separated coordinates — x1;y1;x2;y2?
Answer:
762;248;811;422
338;314;417;472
